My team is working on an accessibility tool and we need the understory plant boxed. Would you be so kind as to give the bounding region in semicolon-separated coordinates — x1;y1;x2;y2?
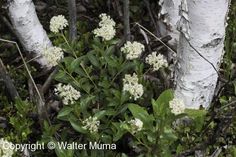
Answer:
39;14;190;157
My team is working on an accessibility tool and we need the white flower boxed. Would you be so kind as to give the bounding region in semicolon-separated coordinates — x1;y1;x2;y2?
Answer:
128;118;143;134
121;41;145;60
0;138;15;157
50;15;68;33
98;13;116;27
54;83;81;105
123;73;144;100
93;13;116;40
169;98;185;115
42;46;64;67
145;52;168;71
82;116;100;133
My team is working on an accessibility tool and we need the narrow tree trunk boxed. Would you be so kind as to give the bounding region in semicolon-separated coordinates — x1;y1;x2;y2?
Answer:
123;0;130;41
68;0;77;41
7;0;52;67
175;0;230;109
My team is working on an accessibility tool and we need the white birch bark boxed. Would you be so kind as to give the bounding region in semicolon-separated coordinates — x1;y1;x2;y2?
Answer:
174;0;230;109
7;0;52;67
158;0;181;47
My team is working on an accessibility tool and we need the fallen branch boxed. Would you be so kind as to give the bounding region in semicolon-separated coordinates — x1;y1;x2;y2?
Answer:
42;67;59;94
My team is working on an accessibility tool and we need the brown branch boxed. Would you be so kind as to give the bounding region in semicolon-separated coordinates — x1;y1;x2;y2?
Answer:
42;67;58;94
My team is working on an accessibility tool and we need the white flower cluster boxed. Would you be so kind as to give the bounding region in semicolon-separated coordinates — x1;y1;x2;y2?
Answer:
169;98;185;115
145;52;168;71
50;15;68;33
93;13;116;41
0;138;15;157
55;83;81;105
123;73;144;100
128;118;143;134
42;46;64;67
82;116;100;133
121;41;145;60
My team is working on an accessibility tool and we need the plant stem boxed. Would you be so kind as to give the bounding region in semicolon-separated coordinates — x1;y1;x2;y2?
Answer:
111;60;127;83
80;62;98;88
58;64;90;94
61;33;78;58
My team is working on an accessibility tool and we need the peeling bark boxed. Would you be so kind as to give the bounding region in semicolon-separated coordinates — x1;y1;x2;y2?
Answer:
7;0;52;67
175;0;230;109
158;0;181;47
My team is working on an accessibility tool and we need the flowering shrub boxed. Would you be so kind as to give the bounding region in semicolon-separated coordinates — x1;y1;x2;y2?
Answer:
39;13;191;157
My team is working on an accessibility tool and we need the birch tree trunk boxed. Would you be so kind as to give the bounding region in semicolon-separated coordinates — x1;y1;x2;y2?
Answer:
174;0;230;109
158;0;181;47
7;0;52;67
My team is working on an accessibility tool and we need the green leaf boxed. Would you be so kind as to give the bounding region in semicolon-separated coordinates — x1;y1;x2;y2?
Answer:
128;104;154;127
185;109;207;118
152;89;174;118
112;122;127;141
94;110;106;119
70;56;87;77
87;52;100;67
80;95;96;112
105;45;115;55
61;57;75;73
69;119;87;134
185;109;207;131
54;70;71;83
105;56;119;68
57;106;74;120
120;62;136;73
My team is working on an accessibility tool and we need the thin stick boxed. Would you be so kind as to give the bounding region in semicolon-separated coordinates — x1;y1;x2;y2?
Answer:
0;38;43;102
135;22;176;54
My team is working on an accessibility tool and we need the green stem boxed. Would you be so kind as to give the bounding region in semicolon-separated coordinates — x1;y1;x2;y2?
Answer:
111;60;127;83
134;135;150;151
58;64;90;95
80;62;98;88
61;33;77;58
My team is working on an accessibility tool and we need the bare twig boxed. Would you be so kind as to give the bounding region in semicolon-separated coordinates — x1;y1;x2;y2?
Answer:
0;38;43;102
68;0;77;41
0;38;48;127
123;0;131;41
135;23;176;54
